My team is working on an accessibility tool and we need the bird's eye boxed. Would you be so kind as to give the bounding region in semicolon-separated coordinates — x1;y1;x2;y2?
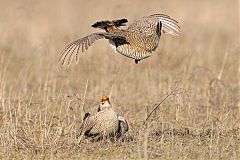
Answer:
101;102;104;105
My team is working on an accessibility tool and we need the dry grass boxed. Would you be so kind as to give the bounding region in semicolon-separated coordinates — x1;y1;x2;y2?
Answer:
0;0;239;159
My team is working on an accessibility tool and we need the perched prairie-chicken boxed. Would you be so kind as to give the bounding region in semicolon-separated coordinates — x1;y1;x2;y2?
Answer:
59;14;180;65
78;96;128;141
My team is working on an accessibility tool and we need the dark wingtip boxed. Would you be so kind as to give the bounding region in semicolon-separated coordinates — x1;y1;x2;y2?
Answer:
119;18;128;23
92;20;112;30
97;106;101;112
83;112;90;120
156;21;162;35
92;21;103;28
113;18;128;27
92;19;128;29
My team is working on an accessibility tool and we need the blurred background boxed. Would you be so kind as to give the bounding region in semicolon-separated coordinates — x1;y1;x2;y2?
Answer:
0;0;239;101
0;0;239;111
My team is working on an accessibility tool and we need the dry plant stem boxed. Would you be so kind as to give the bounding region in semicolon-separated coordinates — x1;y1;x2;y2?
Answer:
75;80;89;145
144;88;180;123
218;51;229;80
73;79;89;117
143;128;149;160
238;0;240;114
82;79;89;114
239;0;240;41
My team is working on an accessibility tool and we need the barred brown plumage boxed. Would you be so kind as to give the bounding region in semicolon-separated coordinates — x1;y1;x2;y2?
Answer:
59;14;180;66
78;96;128;141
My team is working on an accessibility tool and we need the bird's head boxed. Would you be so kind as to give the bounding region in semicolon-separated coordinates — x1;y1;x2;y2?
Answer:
98;95;111;111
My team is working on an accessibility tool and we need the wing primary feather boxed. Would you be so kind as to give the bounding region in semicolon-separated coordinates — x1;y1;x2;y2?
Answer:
59;42;75;63
67;44;79;66
81;42;85;52
60;44;76;65
59;33;107;66
84;38;90;51
75;45;80;64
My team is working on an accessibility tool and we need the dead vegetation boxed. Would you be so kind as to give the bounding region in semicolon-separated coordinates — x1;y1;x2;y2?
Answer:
0;0;239;159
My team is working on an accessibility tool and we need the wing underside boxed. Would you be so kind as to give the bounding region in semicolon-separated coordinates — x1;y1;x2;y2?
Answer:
59;33;128;66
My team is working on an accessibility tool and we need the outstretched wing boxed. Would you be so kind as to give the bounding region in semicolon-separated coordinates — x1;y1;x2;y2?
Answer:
59;33;105;66
59;32;128;66
127;14;180;36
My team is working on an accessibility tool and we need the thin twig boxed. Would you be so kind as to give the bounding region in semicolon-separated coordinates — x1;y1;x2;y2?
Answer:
145;90;175;122
218;51;229;80
144;88;185;123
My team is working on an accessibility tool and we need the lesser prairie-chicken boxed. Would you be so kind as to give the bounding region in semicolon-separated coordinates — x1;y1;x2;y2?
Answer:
59;14;180;65
78;96;128;141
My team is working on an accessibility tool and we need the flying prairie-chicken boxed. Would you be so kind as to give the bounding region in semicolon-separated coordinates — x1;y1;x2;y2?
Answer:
59;14;180;65
78;96;128;141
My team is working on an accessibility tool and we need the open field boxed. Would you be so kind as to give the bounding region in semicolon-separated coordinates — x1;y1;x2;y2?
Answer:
0;0;239;159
